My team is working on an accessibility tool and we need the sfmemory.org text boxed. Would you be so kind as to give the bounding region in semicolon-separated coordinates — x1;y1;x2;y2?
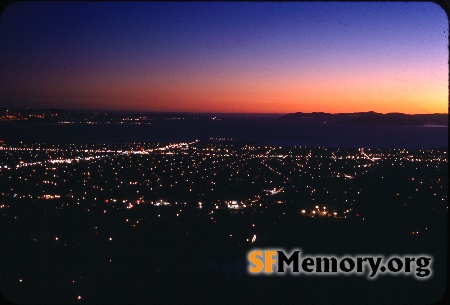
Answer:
247;249;432;279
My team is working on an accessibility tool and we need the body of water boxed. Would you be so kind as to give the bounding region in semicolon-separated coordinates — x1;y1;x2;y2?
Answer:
0;118;447;148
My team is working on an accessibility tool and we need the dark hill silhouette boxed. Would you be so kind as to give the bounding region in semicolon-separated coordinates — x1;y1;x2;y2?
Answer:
278;111;448;126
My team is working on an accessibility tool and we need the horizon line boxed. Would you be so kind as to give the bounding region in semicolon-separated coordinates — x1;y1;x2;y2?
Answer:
1;107;448;116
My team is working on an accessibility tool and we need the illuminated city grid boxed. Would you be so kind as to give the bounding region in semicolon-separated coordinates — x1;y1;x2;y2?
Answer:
0;141;447;303
1;141;447;219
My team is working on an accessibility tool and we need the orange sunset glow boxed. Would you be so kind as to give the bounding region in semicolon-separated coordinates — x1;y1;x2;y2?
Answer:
0;2;448;114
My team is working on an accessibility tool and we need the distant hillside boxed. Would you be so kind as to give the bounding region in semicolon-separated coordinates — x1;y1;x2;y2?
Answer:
278;111;448;126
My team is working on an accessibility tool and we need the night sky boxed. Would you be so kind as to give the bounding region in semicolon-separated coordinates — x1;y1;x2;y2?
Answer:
0;1;448;113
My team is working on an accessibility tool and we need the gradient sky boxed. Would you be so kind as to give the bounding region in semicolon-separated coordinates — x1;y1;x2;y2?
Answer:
0;1;448;113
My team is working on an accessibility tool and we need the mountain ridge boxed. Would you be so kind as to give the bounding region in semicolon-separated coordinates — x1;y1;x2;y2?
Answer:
278;111;448;126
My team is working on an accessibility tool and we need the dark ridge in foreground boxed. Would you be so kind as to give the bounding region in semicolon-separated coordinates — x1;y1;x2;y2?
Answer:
278;111;448;126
